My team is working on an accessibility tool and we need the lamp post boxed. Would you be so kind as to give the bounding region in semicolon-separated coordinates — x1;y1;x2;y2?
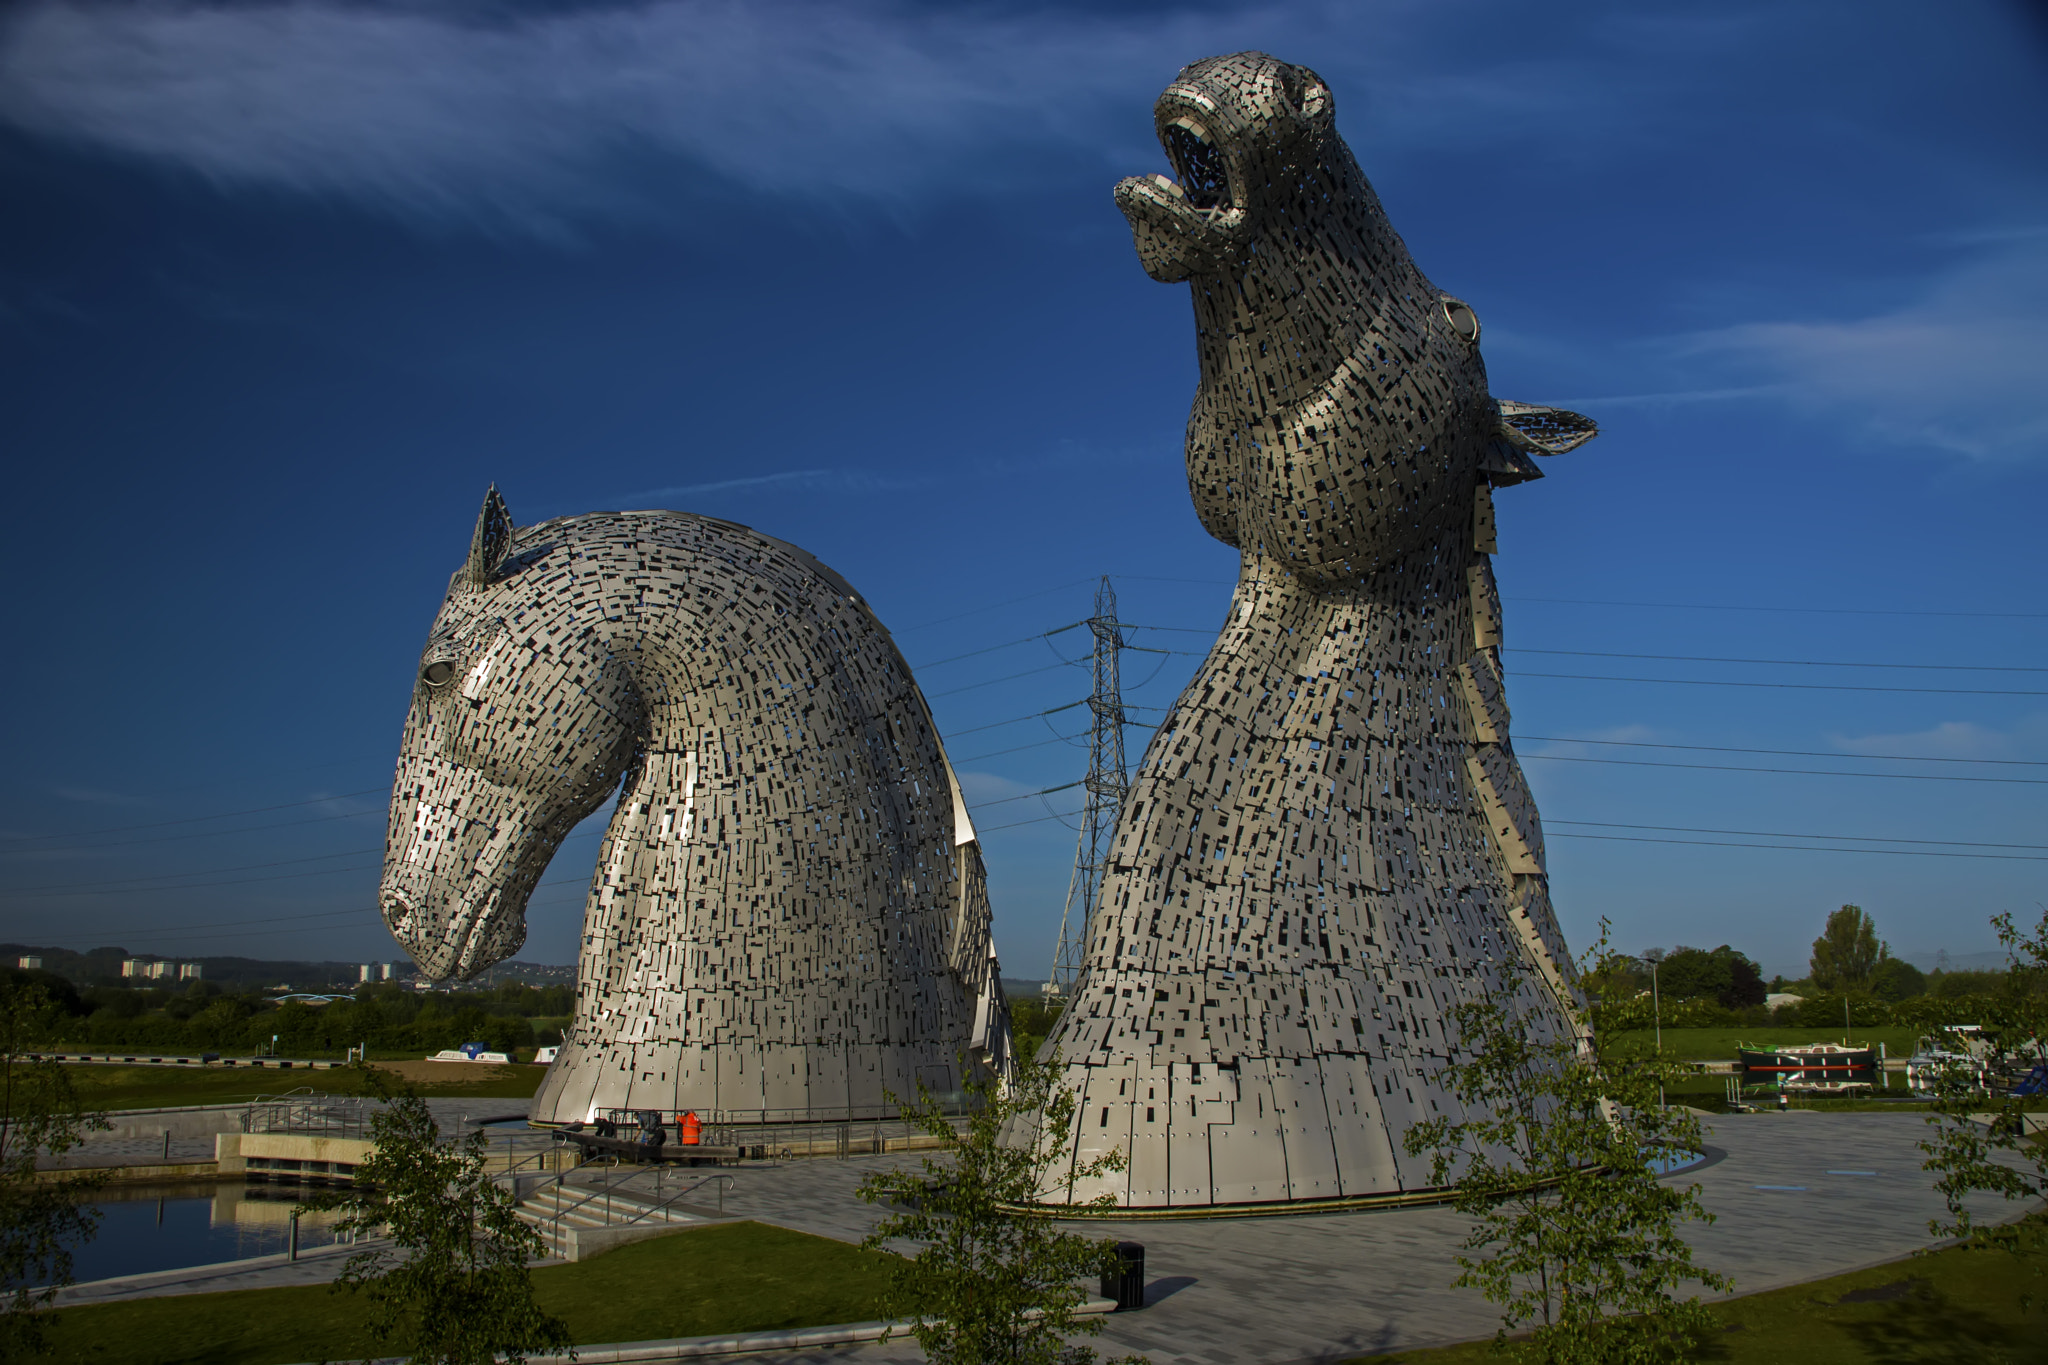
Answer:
1651;958;1664;1109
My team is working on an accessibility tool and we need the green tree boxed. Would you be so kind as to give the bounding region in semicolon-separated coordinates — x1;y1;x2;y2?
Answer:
299;1075;570;1365
1403;930;1731;1364
855;1059;1136;1365
0;982;110;1355
1869;957;1927;1002
1810;904;1886;991
1652;946;1765;1009
1917;909;2048;1305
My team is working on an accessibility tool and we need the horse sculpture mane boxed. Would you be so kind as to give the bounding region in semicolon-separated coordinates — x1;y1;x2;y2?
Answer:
382;493;1010;1123
1028;52;1598;1210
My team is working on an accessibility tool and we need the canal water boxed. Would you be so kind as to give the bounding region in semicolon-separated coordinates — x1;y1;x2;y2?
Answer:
60;1181;354;1285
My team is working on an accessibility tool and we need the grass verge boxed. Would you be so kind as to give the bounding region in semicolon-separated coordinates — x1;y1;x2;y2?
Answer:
24;1221;895;1365
1349;1222;2047;1363
64;1061;544;1112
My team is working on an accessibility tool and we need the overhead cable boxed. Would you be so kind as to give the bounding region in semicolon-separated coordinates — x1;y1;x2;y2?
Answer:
1514;672;2047;697
1520;754;2047;784
1519;736;2047;767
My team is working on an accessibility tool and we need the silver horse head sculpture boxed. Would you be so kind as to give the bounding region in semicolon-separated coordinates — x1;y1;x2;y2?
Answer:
1023;53;1598;1210
383;491;1010;1123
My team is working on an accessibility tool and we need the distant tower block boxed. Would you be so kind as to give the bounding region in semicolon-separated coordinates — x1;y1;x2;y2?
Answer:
1029;52;1600;1212
1048;577;1133;998
380;491;1013;1126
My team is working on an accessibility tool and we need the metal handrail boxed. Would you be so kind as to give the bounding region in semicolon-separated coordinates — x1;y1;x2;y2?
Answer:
530;1166;735;1232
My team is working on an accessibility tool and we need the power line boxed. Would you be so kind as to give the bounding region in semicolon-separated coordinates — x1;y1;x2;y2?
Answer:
1515;672;2048;697
29;873;596;948
12;862;384;898
926;660;1079;700
896;576;1098;633
0;787;393;844
953;733;1088;765
968;779;1085;810
7;847;382;895
1547;820;2048;851
1510;648;2047;674
0;808;388;857
1521;754;2048;784
946;700;1089;738
910;621;1086;670
1506;596;2047;619
977;808;1085;834
1;830;608;900
1519;736;2048;767
1548;832;2047;861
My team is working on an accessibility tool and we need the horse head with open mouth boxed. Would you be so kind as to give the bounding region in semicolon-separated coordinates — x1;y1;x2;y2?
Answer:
382;490;1009;1122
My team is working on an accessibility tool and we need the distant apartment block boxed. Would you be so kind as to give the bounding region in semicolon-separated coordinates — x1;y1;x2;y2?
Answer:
121;958;201;981
16;956;41;969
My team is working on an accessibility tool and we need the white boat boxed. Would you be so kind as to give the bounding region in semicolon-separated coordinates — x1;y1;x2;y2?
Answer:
428;1042;513;1064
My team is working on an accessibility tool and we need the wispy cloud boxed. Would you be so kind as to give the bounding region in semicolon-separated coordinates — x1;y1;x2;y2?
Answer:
0;0;1224;231
51;786;151;807
1831;714;2048;761
573;467;931;516
1677;237;2048;460
1541;386;1781;411
0;0;1748;234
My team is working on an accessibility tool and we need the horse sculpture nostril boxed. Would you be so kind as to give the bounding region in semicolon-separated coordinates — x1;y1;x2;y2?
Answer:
380;890;417;939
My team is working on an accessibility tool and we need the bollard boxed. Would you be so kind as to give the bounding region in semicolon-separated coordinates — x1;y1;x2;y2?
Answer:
162;1130;171;1161
1101;1241;1145;1311
289;1212;300;1262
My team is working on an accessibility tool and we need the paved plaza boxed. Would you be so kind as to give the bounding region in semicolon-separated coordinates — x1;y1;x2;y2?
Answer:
56;1111;2028;1362
684;1111;2022;1364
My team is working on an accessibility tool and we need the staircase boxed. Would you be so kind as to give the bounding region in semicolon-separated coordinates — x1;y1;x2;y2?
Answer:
514;1177;725;1260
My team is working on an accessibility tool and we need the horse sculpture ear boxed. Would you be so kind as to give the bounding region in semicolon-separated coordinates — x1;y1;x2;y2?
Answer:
1495;400;1599;456
465;485;515;587
1288;64;1334;133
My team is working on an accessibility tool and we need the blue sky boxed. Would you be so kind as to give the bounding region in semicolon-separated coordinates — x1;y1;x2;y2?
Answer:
1;0;2043;982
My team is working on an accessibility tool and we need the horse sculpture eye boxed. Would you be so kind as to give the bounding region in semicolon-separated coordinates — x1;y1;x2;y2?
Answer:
420;660;456;687
1441;298;1481;344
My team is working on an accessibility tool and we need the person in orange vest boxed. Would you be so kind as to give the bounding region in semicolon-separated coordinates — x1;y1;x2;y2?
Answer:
677;1110;702;1146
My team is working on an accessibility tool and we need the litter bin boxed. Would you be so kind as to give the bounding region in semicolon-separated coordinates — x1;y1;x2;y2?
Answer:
1101;1241;1145;1311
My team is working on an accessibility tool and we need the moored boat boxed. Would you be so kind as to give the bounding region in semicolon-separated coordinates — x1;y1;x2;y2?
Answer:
1736;1042;1877;1095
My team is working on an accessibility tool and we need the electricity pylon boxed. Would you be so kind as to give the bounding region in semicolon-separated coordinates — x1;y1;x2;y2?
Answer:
1049;577;1130;995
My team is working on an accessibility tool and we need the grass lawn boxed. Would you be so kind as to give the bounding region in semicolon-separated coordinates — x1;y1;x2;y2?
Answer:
66;1061;545;1112
24;1221;897;1365
1350;1227;2047;1363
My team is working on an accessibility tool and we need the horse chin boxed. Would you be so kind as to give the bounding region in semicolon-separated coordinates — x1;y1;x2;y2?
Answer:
380;880;527;983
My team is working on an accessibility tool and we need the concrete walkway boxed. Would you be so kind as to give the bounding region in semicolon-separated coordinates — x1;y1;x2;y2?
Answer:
52;1112;2023;1363
670;1111;2024;1364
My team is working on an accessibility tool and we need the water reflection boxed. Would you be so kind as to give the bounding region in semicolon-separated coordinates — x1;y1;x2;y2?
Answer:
60;1181;354;1286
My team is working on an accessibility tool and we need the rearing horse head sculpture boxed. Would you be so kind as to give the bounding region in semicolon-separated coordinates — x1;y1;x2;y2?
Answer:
382;491;1009;1122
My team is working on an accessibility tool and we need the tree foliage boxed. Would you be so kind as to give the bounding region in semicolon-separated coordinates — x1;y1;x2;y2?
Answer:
299;1074;570;1365
1647;946;1765;1009
1917;909;2048;1304
1810;905;1886;992
856;1059;1137;1365
0;982;110;1357
12;977;571;1057
1403;930;1731;1364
